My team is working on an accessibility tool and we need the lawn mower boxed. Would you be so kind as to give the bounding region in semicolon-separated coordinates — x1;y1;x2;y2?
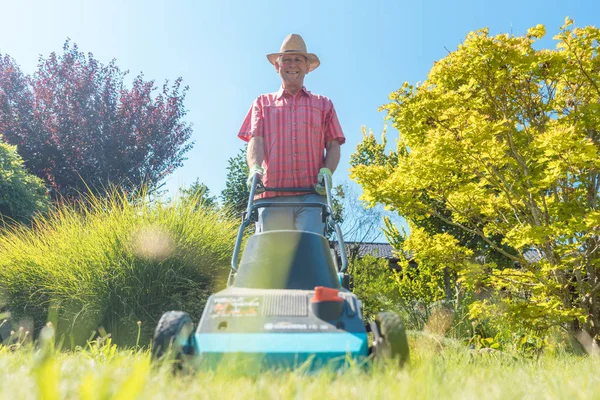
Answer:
151;175;409;371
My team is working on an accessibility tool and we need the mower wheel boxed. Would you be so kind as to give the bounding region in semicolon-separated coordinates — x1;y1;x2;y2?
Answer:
152;311;196;370
371;311;410;367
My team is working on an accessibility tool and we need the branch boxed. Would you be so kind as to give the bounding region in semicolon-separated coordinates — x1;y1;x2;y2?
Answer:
564;34;600;98
590;281;600;295
493;274;538;287
427;204;521;262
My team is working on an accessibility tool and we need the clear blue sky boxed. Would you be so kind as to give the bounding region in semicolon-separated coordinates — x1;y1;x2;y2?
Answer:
1;0;598;212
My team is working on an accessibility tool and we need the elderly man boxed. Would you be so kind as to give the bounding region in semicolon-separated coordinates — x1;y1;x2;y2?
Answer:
238;33;345;235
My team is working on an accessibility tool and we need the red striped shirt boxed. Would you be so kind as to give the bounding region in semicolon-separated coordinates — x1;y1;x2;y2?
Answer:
238;86;345;199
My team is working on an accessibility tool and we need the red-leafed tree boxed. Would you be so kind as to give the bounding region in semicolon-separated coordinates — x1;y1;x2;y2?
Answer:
0;41;193;198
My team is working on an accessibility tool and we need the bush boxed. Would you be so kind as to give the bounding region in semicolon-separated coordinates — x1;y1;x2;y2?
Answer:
0;138;49;225
349;254;402;321
0;189;238;347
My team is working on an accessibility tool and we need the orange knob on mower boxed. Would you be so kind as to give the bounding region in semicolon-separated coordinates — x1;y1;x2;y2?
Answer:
311;286;344;303
310;286;344;321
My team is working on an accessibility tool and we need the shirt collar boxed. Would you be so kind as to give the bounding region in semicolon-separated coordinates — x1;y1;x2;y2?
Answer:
276;86;310;100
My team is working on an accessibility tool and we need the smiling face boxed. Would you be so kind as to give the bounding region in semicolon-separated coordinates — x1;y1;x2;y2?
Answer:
275;54;309;94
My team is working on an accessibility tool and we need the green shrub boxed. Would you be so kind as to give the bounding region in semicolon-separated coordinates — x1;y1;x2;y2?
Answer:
349;254;402;321
0;137;50;225
0;189;238;346
349;252;479;341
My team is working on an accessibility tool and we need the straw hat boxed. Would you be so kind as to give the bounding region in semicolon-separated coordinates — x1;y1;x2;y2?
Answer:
267;34;320;72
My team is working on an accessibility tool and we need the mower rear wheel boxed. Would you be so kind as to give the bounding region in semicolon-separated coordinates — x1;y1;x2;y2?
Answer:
152;311;196;370
371;311;410;367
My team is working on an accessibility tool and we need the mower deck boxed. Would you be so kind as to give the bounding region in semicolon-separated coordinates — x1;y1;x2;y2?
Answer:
193;287;368;369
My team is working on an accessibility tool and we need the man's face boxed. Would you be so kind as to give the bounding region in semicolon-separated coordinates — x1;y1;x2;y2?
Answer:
275;54;309;89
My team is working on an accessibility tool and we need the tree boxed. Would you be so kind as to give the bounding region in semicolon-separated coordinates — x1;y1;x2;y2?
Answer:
220;146;249;217
0;41;193;199
178;179;218;210
0;137;50;225
351;20;600;339
335;180;386;244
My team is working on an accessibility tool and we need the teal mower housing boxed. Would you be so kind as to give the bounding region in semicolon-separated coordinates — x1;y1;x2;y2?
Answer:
151;177;409;371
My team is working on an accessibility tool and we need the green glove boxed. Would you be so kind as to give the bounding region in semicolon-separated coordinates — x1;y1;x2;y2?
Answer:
246;165;265;192
314;167;332;195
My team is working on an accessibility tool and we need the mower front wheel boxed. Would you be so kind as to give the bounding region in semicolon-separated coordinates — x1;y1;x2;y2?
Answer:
152;311;197;371
370;311;410;367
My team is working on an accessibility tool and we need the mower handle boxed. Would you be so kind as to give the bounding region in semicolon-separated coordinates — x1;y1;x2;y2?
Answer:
230;174;348;275
262;187;316;192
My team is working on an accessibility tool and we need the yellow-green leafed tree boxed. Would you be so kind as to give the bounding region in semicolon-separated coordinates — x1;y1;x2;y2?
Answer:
351;19;600;339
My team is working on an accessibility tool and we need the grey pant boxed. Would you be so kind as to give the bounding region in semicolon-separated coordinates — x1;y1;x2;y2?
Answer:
254;194;327;235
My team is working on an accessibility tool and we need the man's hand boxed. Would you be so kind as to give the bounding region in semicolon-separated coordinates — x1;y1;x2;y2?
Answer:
246;165;265;193
314;167;332;195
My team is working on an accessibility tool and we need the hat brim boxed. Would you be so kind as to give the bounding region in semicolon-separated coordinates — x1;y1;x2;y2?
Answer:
267;52;320;72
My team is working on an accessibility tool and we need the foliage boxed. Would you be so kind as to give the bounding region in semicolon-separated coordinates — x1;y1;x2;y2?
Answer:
0;188;238;346
348;254;401;321
221;146;249;217
178;178;218;210
0;41;193;199
351;19;600;339
385;223;468;329
0;137;50;225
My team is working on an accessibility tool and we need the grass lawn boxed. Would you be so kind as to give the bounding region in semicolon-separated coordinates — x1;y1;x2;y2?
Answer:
2;333;599;400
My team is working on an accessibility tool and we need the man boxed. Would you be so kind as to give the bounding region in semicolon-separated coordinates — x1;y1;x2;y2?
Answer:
238;33;345;235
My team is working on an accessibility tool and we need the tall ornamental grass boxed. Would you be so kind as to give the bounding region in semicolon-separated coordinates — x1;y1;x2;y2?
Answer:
0;190;239;346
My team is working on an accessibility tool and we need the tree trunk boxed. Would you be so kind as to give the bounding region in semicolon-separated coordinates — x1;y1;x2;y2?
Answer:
443;267;452;302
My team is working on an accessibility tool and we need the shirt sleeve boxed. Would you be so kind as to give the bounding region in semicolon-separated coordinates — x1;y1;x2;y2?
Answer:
324;101;345;145
238;97;264;142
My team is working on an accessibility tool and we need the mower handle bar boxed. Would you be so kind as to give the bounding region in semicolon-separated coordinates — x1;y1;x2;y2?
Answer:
261;187;316;192
230;174;348;274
